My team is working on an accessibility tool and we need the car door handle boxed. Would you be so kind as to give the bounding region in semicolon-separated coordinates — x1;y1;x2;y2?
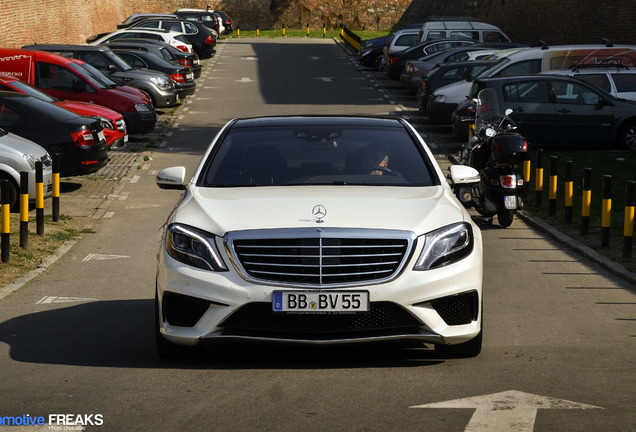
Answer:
558;108;571;113
515;108;525;112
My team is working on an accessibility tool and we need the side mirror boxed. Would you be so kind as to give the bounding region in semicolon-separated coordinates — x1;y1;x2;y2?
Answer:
447;165;480;188
156;166;187;190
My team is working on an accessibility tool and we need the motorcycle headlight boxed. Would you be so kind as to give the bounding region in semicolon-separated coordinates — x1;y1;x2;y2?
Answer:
414;223;474;270
165;224;228;272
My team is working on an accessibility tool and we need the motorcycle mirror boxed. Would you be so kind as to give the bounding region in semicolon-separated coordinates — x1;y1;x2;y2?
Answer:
470;98;479;106
504;108;513;117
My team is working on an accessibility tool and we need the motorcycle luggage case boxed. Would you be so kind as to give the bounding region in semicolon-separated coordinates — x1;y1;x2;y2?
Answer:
491;133;527;163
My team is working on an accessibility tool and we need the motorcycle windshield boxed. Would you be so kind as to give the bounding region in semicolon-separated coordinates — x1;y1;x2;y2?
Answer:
474;88;503;132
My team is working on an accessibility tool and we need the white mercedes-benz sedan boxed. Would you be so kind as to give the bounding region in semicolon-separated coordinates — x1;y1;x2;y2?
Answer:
155;116;483;357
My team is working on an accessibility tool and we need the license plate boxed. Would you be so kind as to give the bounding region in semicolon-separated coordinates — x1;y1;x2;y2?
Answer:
186;72;193;80
98;131;105;142
273;291;370;313
504;195;517;209
124;134;129;143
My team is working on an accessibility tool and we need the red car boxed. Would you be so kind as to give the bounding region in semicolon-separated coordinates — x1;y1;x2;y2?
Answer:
0;74;127;148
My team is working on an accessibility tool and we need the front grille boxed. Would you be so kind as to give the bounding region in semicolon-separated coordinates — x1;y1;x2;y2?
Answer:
220;302;423;340
431;291;479;325
227;228;415;287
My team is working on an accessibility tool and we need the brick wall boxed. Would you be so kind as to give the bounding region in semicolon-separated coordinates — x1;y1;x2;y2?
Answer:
0;0;634;48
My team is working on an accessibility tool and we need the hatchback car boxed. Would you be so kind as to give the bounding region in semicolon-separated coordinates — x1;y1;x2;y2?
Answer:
384;39;476;79
547;65;636;102
0;130;52;211
416;60;497;111
101;39;202;79
0;74;128;149
130;18;216;59
0;92;109;176
112;50;196;99
173;9;223;35
89;28;193;54
452;75;636;149
154;116;484;358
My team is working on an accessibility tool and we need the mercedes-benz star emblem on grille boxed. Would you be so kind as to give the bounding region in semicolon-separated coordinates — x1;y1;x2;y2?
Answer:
312;205;327;223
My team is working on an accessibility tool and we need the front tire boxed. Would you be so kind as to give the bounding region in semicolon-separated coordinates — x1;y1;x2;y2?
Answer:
618;120;636;150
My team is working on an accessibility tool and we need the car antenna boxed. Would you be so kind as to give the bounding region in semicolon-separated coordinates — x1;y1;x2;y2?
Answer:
538;40;549;50
601;38;613;47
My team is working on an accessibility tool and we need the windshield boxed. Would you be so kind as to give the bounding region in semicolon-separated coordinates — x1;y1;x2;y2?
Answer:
103;50;133;71
4;79;59;103
68;62;113;89
475;57;509;79
199;123;438;187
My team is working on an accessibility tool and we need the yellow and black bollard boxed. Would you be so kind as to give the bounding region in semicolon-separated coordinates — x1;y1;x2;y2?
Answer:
323;23;326;38
1;179;10;263
237;26;239;37
36;161;44;235
549;155;557;215
20;171;28;248
564;160;573;224
581;168;592;235
306;23;310;37
52;154;60;222
282;23;286;37
624;180;635;259
601;175;612;247
535;149;543;207
257;26;259;37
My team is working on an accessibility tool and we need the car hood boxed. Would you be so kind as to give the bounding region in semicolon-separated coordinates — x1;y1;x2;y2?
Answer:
54;100;123;120
433;79;473;102
0;131;49;159
171;185;468;236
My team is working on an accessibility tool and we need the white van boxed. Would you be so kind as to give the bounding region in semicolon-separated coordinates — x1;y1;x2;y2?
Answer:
418;18;511;44
427;43;636;123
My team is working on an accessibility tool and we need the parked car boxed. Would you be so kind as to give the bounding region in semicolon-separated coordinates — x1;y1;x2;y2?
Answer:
0;48;156;135
88;28;194;54
0;129;52;211
117;13;179;29
546;65;636;101
129;18;216;59
416;60;497;111
427;43;636;124
383;27;421;57
357;23;423;70
417;18;511;44
101;39;202;79
173;9;223;35
401;46;497;92
0;74;127;149
0;92;109;176
154;115;484;358
384;39;476;79
21;44;179;108
111;50;196;99
213;10;234;34
451;75;636;149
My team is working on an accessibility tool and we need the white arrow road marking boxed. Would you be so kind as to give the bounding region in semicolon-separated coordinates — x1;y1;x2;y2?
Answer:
82;254;130;262
235;77;256;82
410;390;602;432
37;296;97;304
125;204;161;209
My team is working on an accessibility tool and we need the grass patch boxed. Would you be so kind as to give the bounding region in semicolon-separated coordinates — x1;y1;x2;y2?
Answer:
0;214;95;289
522;149;636;271
228;29;388;40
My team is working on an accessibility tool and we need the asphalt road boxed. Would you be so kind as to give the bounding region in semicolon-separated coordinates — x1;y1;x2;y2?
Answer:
0;38;634;432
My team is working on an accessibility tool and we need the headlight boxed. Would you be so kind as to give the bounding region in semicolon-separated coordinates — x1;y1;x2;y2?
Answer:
135;103;151;112
414;223;474;270
23;154;39;170
150;76;172;89
95;116;115;131
433;94;447;103
165;224;228;272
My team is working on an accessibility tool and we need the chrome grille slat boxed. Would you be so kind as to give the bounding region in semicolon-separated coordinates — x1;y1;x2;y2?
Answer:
226;228;415;287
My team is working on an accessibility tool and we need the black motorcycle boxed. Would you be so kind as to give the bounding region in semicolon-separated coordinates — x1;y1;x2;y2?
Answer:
456;88;528;228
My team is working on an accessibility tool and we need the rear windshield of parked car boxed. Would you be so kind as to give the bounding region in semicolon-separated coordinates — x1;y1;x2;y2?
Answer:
199;125;438;187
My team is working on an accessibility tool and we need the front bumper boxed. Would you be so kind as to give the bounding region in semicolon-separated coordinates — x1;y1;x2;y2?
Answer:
156;232;483;347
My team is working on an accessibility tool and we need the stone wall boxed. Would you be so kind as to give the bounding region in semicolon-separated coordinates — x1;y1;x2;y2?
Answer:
0;0;634;48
